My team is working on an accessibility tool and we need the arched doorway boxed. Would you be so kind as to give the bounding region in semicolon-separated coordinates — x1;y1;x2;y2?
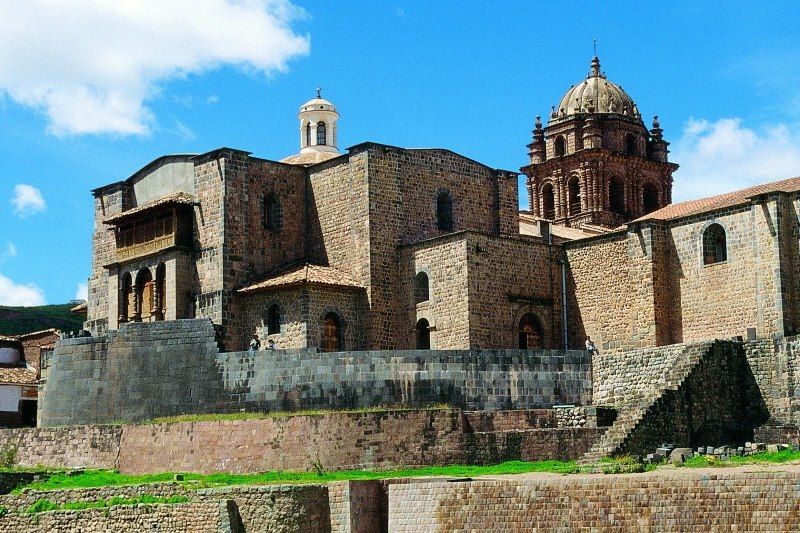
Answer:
136;268;154;321
323;312;341;352
416;318;431;350
519;313;544;349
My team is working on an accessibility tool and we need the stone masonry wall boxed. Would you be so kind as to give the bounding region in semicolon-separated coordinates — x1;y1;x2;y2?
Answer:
39;319;225;427
117;409;467;474
41;319;591;426
0;502;227;533
365;145;518;349
218;348;591;413
399;236;470;349
0;425;120;469
0;409;603;476
388;472;800;531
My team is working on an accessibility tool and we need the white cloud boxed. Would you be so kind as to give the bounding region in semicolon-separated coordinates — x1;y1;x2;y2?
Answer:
672;118;800;202
174;121;197;142
0;273;45;306
10;184;46;217
206;95;220;105
0;1;310;136
75;283;88;302
4;243;16;258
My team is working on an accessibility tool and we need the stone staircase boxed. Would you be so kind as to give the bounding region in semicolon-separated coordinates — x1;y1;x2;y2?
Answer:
579;342;712;464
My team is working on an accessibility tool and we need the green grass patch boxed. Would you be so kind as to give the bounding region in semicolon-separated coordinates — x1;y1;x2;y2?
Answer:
142;404;451;425
680;449;800;468
24;495;189;514
16;460;577;493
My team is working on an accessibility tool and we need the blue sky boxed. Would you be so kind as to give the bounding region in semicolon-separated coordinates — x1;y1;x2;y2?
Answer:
1;0;800;306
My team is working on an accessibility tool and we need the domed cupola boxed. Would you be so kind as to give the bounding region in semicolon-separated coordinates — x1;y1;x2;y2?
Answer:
522;55;678;230
299;88;339;155
281;88;341;166
553;57;641;122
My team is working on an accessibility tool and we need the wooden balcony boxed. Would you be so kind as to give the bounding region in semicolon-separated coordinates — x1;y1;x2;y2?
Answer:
116;232;176;263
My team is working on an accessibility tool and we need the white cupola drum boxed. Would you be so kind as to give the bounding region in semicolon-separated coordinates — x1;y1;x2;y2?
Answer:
299;88;339;155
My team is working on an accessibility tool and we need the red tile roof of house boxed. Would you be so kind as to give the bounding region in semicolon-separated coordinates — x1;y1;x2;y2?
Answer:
0;366;37;386
238;264;364;294
634;176;800;223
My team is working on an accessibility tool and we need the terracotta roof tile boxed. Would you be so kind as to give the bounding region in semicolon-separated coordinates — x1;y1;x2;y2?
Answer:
634;176;800;222
103;192;195;224
519;212;611;240
0;366;37;385
239;264;364;294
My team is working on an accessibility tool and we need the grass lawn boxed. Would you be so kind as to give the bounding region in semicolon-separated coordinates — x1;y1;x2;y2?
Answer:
142;404;450;425
14;460;578;493
679;449;800;468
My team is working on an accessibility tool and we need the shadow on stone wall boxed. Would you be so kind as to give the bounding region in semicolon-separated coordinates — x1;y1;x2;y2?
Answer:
620;341;770;455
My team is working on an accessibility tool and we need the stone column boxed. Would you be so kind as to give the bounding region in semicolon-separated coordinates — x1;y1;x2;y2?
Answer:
132;285;142;322
118;277;128;324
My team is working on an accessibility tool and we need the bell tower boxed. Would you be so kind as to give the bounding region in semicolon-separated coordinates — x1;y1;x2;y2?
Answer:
522;56;678;229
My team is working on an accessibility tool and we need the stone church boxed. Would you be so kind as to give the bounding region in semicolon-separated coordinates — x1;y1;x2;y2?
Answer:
84;56;800;354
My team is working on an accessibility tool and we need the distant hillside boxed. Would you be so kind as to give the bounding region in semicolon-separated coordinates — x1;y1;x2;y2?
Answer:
0;303;85;336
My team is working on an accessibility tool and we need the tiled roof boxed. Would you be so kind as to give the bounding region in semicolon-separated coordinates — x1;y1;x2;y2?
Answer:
103;192;195;224
15;328;59;340
280;151;341;166
0;366;37;385
634;176;800;223
0;336;19;344
519;212;611;241
71;302;88;314
239;264;364;294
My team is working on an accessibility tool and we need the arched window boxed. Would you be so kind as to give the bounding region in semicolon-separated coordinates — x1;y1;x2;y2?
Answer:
518;313;544;349
625;133;637;156
414;272;429;303
305;122;311;147
554;136;566;157
436;191;453;231
266;304;281;335
264;194;283;231
642;182;659;214
323;312;341;352
609;177;625;215
416;318;431;350
119;272;132;323
316;121;327;146
541;183;555;220
703;224;727;265
568;176;581;216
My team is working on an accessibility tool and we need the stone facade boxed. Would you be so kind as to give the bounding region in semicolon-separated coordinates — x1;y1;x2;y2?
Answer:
0;408;606;475
568;188;800;352
40;319;592;426
387;472;800;531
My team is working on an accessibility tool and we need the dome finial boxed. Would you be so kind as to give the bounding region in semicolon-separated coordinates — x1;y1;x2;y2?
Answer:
316;86;321;99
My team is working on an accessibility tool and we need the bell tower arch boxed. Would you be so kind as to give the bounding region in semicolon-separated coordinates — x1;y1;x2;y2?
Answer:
522;56;678;228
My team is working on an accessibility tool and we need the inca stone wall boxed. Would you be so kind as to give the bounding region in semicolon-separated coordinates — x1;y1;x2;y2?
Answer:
0;425;120;470
387;472;800;531
218;348;591;413
41;319;591;426
0;502;228;533
0;484;331;533
0;409;603;475
39;319;226;427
